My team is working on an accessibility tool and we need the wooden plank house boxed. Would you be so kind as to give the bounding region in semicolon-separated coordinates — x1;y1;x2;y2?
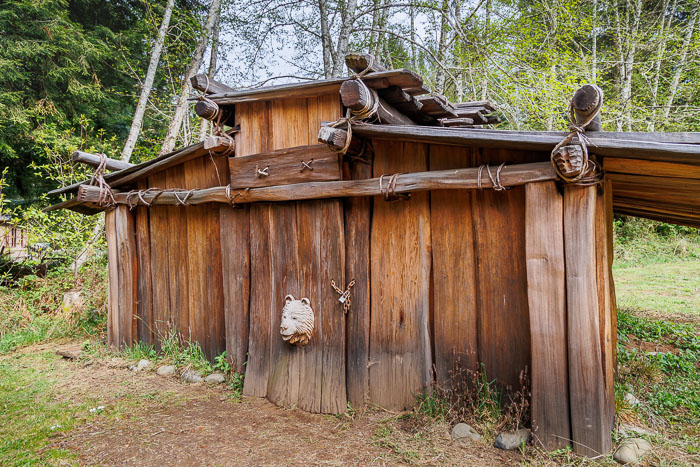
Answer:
46;54;700;457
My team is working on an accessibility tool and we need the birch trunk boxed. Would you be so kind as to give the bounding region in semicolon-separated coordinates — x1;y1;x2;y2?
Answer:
435;0;449;94
649;0;675;131
620;0;643;132
318;0;332;78
160;0;222;155
331;0;358;77
198;15;220;141
121;0;175;162
661;8;697;123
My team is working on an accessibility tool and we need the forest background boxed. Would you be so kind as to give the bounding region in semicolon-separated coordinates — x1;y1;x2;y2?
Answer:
1;0;699;258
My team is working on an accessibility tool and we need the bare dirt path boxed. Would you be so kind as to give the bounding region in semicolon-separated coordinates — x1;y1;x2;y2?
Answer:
14;342;521;466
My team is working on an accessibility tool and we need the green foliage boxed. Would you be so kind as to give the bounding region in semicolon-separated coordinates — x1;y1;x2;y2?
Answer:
616;310;700;428
0;260;106;353
613;216;700;267
214;350;232;374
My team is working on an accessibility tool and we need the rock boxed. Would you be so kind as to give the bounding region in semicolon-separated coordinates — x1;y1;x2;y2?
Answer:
614;438;652;465
56;346;82;360
624;392;640;406
205;373;226;384
62;291;84;313
494;428;531;450
136;359;152;371
182;369;202;383
451;423;482;441
157;365;176;377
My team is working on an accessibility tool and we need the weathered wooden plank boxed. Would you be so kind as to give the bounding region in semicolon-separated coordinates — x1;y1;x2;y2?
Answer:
564;185;611;457
243;203;273;397
105;209;120;348
429;144;478;384
318;199;346;413
114;205;138;347
604;157;700;179
525;181;570;450
369;140;432;410
147;172;171;348
343;157;371;408
228;144;341;189
595;180;616;431
134;179;153;345
471;149;531;391
72;151;134;171
78;161;558;208
165;164;190;340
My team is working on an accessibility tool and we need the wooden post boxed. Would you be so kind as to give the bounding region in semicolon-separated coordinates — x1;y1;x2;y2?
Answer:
72;151;133;171
340;80;416;125
317;126;367;155
525;182;571;450
563;185;611;457
105;205;138;348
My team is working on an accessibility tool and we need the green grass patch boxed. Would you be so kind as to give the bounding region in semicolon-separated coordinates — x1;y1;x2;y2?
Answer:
613;261;700;316
0;354;83;465
613;217;699;268
616;310;700;429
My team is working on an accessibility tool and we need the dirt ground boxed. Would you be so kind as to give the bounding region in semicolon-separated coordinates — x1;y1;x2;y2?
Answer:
19;342;523;466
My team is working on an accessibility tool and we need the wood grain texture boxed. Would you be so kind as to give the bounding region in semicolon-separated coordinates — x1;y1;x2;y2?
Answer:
471;148;531;391
243;203;273;397
146;171;171;349
105;209;119;348
595;180;616;430
369;140;432;410
564;185;611;457
343;156;372;407
228;144;341;189
164;164;189;339
114;205;138;347
604;157;700;179
134;179;153;345
429;144;478;384
525;182;570;450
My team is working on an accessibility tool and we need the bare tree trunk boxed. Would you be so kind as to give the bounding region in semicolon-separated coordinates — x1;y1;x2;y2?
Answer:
592;0;597;82
649;0;675;131
331;0;358;76
481;0;491;100
318;0;332;78
620;0;643;132
435;0;450;93
160;0;222;155
410;0;417;69
121;0;175;162
198;15;221;141
661;8;697;123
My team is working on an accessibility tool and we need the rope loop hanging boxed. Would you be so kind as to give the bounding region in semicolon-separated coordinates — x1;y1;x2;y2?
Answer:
379;173;410;201
551;84;604;185
477;163;509;191
88;153;116;208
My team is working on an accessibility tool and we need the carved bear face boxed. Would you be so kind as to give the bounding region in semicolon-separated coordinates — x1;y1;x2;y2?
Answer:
280;295;314;346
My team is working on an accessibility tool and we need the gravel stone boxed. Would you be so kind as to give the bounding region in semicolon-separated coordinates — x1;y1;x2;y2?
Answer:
182;369;203;383
494;428;530;450
450;423;482;441
156;365;176;377
205;373;226;384
614;438;652;464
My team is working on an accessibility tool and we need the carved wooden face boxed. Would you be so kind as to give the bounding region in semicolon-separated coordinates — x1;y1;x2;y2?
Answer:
280;295;314;346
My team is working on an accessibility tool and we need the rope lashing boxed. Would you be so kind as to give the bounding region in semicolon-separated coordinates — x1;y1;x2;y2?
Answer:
477;163;508;191
300;159;314;172
173;190;194;206
124;188;162;209
551;84;604;184
379;173;410;201
197;75;235;158
225;184;242;207
256;166;269;178
88;153;116;208
331;279;356;314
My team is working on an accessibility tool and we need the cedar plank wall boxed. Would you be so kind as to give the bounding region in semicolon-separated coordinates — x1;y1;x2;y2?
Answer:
239;96;347;414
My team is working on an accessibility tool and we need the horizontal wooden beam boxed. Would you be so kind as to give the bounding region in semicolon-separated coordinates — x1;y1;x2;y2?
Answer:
72;151;134;171
190;74;236;94
350;125;700;164
75;161;556;210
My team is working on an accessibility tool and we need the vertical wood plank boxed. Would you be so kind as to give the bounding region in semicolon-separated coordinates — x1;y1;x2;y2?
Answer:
114;205;138;347
243;204;273;397
105;209;119;348
429;144;479;384
164;165;189;339
525;181;571;450
564;185;611;457
343;157;371;408
595;180;616;430
369;140;432;410
471;148;531;391
134;180;153;345
147;172;171;347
